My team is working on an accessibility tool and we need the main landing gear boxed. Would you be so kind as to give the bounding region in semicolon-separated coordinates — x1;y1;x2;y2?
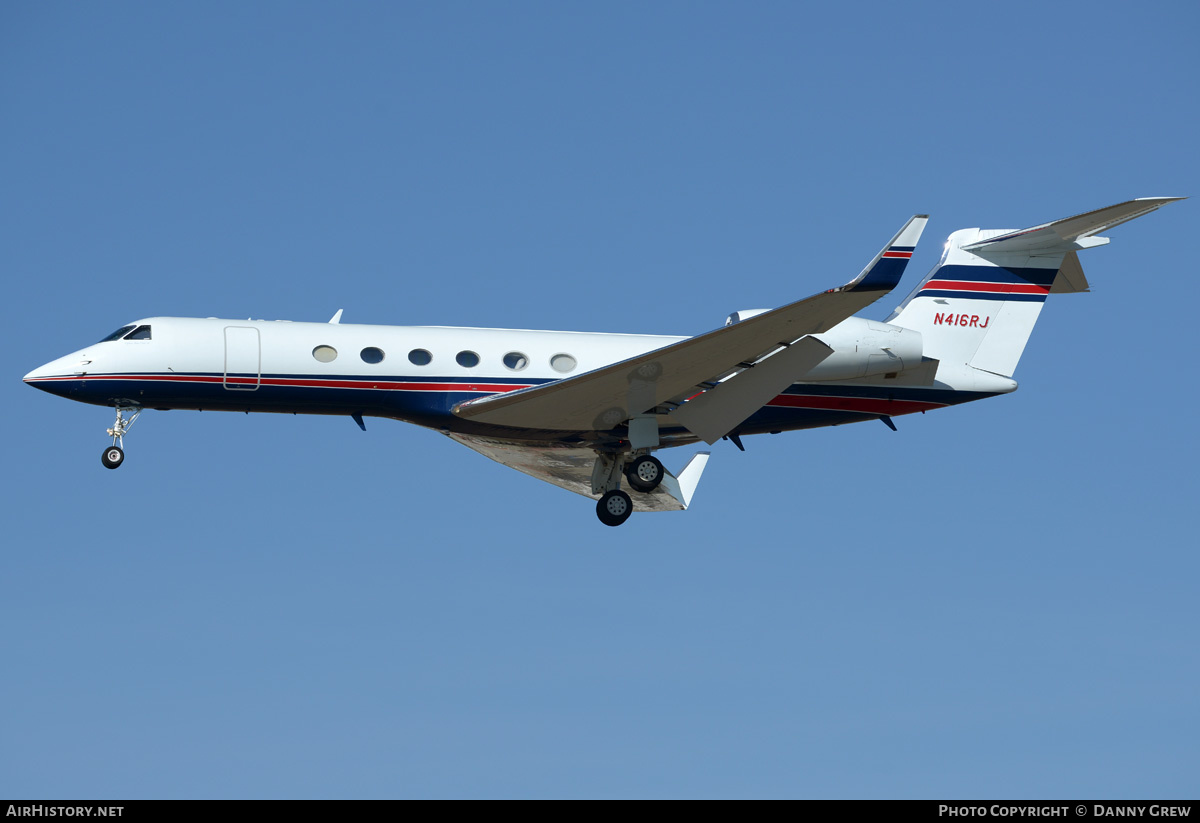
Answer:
593;452;665;527
625;454;664;493
101;405;141;470
597;489;633;527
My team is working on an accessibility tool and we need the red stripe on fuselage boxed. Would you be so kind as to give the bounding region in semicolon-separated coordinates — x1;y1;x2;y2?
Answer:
27;373;535;394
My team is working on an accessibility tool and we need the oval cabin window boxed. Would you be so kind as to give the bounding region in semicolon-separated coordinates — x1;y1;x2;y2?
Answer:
503;352;529;371
550;353;577;373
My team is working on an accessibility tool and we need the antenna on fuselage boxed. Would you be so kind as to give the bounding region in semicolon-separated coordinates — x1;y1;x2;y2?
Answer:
329;309;343;324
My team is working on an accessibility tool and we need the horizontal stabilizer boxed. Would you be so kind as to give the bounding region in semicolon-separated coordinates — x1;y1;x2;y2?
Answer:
962;197;1183;254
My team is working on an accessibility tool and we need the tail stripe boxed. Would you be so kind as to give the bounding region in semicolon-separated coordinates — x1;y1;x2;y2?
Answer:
914;263;1057;303
924;280;1049;295
919;279;1050;302
918;263;1059;287
917;290;1046;303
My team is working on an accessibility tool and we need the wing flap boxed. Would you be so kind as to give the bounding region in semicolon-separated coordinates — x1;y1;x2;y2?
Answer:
454;215;927;432
446;432;710;512
671;335;834;444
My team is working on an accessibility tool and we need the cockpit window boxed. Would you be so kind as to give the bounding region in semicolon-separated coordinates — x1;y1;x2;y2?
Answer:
99;325;136;342
98;324;152;342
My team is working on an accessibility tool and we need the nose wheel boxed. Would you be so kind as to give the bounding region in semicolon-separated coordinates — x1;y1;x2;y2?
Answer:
102;405;141;469
102;446;125;469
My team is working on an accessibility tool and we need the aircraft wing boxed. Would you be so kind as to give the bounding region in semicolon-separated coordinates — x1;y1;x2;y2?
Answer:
454;215;928;432
446;432;711;512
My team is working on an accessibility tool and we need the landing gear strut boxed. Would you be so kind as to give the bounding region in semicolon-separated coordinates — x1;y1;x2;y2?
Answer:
591;450;666;526
590;412;665;524
102;405;141;470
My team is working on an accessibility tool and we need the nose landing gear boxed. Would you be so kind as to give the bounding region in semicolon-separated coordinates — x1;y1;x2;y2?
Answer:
101;405;141;470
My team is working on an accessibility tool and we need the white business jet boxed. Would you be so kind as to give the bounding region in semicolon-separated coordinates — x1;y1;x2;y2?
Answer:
24;198;1180;525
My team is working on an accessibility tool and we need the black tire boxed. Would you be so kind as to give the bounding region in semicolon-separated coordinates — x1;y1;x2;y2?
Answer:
624;455;664;493
101;446;124;470
596;490;633;527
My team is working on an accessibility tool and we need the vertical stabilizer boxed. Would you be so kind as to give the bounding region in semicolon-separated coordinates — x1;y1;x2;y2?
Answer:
886;229;1061;377
886;198;1182;378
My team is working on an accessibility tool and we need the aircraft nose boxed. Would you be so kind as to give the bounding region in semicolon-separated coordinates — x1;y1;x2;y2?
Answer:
24;361;55;383
24;353;89;397
24;362;66;396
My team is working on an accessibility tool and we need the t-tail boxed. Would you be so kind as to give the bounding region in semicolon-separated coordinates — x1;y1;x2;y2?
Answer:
886;197;1183;383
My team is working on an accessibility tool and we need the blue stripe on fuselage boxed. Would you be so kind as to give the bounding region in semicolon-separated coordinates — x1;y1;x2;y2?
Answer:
29;371;1000;445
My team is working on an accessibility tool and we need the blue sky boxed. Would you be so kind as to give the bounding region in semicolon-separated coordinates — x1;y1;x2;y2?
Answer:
2;1;1197;799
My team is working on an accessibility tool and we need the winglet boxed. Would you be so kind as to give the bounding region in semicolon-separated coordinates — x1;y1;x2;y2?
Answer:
843;215;929;292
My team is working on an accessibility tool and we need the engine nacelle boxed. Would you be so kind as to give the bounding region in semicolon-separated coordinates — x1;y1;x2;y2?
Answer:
800;317;924;381
725;309;772;326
